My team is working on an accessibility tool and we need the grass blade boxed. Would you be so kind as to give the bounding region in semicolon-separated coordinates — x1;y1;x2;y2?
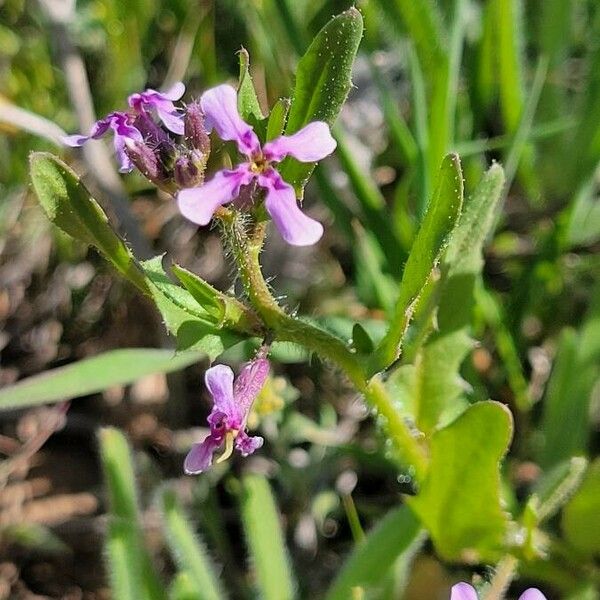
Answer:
240;474;296;600
159;488;225;600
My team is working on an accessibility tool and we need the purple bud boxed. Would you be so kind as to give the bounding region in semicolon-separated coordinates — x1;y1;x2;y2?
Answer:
124;139;176;194
133;112;171;147
184;102;210;154
174;149;207;189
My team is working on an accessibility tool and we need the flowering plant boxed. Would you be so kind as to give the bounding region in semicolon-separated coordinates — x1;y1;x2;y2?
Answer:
2;2;596;599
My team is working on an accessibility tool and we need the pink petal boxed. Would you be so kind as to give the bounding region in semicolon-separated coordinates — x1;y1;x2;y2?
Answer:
205;364;237;418
233;359;270;419
451;583;479;600
156;106;184;135
518;589;547;600
162;81;185;101
113;135;134;173
200;84;260;156
259;171;323;246
184;436;221;474
263;121;336;163
177;166;253;226
235;431;264;457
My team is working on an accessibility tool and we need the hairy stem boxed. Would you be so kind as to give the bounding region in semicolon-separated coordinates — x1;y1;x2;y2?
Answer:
220;211;430;482
484;555;519;600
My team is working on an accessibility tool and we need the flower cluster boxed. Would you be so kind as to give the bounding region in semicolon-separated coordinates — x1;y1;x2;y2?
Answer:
451;583;546;600
63;82;336;246
64;79;338;472
184;358;270;474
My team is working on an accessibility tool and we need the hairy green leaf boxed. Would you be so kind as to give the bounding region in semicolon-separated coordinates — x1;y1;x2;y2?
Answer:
562;459;600;557
100;428;165;600
29;152;148;293
240;474;296;600
237;47;265;123
372;153;464;372
278;8;363;193
159;488;225;600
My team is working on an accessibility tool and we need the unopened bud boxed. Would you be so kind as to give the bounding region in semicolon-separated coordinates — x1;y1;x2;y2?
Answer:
184;102;210;154
174;150;207;188
125;139;176;194
133;112;171;146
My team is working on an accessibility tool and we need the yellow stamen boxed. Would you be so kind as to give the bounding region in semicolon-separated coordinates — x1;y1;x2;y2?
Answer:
216;430;238;464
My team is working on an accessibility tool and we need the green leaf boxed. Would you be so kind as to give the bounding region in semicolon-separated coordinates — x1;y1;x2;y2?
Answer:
266;97;290;141
0;349;202;410
397;165;505;430
531;457;588;524
159;488;225;600
278;8;363;193
237;47;265;123
562;459;600;557
408;402;513;562
29;152;148;294
325;506;424;600
240;474;296;600
100;427;166;600
141;256;241;360
170;264;225;321
106;520;146;600
371;153;464;372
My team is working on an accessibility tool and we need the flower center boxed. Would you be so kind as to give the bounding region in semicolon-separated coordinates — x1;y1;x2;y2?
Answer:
215;429;238;464
249;154;269;174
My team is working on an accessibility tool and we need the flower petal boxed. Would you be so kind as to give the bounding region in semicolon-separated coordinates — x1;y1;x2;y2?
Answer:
177;166;253;226
162;81;186;101
263;121;336;163
62;134;89;147
184;436;221;474
113;135;134;172
233;359;270;419
156;106;185;135
235;431;264;457
259;171;323;246
518;589;547;600
200;84;260;156
450;583;479;600
205;364;237;418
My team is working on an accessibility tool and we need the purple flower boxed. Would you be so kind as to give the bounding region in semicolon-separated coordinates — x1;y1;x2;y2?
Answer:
451;583;546;600
184;359;270;475
128;82;185;135
177;84;336;246
63;111;143;173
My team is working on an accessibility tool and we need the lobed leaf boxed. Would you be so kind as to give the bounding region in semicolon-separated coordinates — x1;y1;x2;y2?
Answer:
407;402;513;562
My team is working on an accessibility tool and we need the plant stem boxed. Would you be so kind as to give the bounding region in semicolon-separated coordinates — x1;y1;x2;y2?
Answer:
220;211;430;482
364;377;428;482
219;212;366;390
484;555;519;600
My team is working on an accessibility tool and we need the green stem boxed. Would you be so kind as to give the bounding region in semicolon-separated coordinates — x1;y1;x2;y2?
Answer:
483;555;519;600
220;211;430;482
364;377;428;482
219;212;366;390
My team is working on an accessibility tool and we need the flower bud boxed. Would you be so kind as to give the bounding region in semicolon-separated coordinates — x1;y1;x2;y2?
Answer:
174;149;207;188
184;102;210;154
124;138;176;194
